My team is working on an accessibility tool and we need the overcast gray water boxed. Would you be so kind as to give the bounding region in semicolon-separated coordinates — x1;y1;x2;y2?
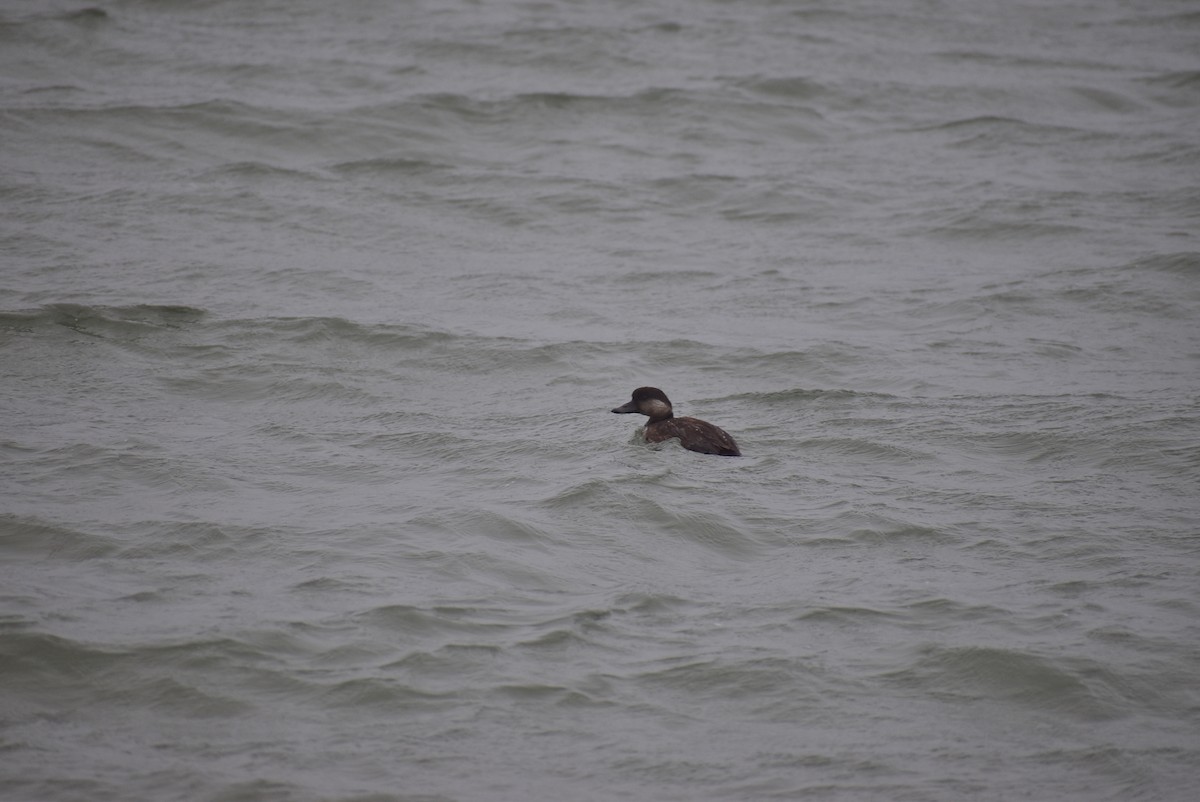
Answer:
2;1;1199;800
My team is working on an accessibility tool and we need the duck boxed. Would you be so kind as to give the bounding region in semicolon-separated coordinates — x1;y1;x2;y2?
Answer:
611;387;741;456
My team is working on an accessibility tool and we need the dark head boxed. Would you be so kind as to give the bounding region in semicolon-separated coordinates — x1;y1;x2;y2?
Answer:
611;386;674;422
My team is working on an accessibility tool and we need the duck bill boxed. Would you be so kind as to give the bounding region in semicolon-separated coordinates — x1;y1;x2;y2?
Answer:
611;400;639;414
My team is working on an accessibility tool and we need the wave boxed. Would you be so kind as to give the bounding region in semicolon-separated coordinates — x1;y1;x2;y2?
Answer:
328;155;451;176
0;303;206;335
1134;251;1200;276
0;5;109;28
0;304;466;354
740;387;898;404
882;644;1132;721
0;514;122;560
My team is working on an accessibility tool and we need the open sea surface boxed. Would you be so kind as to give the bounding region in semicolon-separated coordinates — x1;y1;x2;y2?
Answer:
2;1;1199;800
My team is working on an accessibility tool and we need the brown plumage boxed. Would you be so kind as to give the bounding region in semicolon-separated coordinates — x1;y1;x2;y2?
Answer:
611;387;741;457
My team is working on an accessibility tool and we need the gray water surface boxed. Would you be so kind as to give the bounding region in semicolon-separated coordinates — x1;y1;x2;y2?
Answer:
2;1;1198;800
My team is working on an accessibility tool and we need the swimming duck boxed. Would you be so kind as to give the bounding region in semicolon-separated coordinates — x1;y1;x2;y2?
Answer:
611;387;741;456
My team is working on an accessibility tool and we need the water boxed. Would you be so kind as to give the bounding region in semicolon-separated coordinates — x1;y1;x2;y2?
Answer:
2;1;1198;800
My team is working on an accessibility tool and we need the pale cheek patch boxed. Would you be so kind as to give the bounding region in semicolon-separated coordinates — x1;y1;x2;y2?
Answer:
643;399;671;418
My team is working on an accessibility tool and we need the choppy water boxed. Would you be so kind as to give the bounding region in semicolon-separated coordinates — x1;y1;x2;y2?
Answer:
2;1;1199;800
